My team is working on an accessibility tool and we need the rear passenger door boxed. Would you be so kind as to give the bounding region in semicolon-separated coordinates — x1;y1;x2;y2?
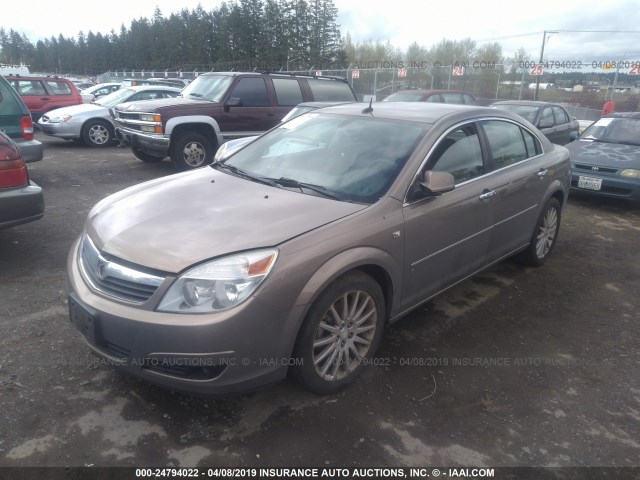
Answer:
479;119;551;261
552;106;572;144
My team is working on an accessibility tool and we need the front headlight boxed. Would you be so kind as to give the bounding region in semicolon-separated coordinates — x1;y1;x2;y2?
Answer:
157;249;278;313
620;169;640;178
48;114;72;123
140;113;161;122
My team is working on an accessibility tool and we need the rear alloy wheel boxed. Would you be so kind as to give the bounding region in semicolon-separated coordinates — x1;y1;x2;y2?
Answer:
170;132;214;171
292;272;385;394
519;197;561;267
132;147;164;163
82;120;113;148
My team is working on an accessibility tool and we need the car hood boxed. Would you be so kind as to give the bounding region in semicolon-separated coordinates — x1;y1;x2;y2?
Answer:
116;96;212;113
39;103;105;119
87;168;367;273
566;139;640;168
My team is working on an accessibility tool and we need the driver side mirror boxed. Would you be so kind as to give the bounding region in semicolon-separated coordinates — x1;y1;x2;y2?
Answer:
569;130;579;141
419;170;456;195
224;97;243;112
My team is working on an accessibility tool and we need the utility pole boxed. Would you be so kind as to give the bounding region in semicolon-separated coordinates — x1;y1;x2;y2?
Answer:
535;30;558;101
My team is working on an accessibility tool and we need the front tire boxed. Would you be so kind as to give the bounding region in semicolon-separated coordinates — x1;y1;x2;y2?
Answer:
518;197;561;267
170;132;214;171
292;271;385;394
82;120;113;148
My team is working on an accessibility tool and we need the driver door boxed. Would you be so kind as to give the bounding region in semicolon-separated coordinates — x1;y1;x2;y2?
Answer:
401;122;497;309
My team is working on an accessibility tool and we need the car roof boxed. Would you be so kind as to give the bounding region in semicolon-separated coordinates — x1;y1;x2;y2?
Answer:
314;102;502;124
392;89;474;95
199;71;349;82
125;85;182;91
492;100;562;107
604;112;640;119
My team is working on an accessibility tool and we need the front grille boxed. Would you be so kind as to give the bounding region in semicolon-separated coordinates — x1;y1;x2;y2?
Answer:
116;112;141;121
79;235;164;304
574;163;618;174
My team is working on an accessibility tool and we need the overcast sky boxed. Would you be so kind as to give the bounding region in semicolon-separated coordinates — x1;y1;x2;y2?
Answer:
3;0;640;62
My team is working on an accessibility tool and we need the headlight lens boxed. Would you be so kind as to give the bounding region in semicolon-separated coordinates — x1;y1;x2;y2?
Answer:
48;114;72;123
140;113;161;122
157;249;278;313
620;168;640;178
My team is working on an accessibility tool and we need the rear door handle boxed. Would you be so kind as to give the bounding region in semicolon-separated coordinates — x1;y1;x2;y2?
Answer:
41;97;50;100
479;189;497;202
537;168;548;178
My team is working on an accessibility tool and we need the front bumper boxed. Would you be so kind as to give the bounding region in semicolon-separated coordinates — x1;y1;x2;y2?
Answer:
115;126;170;157
571;172;640;199
0;180;44;229
66;236;302;395
37;120;81;140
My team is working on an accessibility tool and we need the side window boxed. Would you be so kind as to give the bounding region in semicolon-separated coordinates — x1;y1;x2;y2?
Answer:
131;91;162;101
482;120;528;169
229;78;269;107
440;92;464;104
430;124;484;183
307;79;356;101
463;94;476;105
18;80;46;96
538;107;554;128
552;106;569;125
522;129;542;157
46;81;72;95
273;78;303;106
426;94;442;103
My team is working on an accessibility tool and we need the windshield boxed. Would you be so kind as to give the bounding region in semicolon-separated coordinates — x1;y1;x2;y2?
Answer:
223;113;429;204
281;106;317;123
95;88;136;107
581;117;640;145
494;104;538;123
180;75;234;102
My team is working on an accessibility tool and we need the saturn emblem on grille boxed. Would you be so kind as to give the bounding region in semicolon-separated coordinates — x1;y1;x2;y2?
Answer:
592;166;599;171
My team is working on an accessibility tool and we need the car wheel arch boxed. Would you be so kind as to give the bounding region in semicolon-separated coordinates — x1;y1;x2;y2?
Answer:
165;116;223;147
290;247;400;328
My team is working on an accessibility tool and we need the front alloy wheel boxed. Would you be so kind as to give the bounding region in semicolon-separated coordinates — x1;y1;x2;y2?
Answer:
293;272;385;394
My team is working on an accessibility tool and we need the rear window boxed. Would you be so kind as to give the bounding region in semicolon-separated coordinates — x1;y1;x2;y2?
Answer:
0;77;25;115
307;79;356;101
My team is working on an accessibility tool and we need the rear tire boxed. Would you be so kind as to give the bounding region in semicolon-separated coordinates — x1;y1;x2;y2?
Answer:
518;197;561;267
132;147;164;163
291;271;385;395
170;132;214;171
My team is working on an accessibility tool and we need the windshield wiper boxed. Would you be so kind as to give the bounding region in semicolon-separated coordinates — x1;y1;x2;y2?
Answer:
212;162;277;186
271;177;342;200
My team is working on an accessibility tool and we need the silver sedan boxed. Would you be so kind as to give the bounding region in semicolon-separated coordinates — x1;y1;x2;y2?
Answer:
38;86;181;148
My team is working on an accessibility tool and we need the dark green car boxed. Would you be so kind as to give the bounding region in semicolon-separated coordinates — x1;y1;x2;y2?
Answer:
0;74;43;163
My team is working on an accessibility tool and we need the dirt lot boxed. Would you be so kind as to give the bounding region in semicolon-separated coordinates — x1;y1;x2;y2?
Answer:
1;134;639;470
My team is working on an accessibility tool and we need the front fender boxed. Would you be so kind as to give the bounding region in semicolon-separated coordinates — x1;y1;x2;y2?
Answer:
165;116;224;146
293;246;402;320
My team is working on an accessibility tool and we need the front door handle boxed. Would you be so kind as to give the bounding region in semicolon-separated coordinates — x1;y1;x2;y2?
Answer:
537;168;548;178
479;189;496;202
41;97;50;100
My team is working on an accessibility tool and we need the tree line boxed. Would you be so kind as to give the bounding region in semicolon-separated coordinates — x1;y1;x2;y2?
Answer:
1;0;523;76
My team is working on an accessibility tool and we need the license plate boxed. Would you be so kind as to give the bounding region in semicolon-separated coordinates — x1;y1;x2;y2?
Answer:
577;176;602;191
69;297;97;344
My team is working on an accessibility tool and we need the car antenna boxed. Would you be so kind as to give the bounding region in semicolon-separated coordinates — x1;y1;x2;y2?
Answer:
361;98;373;114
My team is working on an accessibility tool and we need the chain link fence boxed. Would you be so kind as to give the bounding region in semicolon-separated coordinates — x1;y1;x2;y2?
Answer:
97;62;640;121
